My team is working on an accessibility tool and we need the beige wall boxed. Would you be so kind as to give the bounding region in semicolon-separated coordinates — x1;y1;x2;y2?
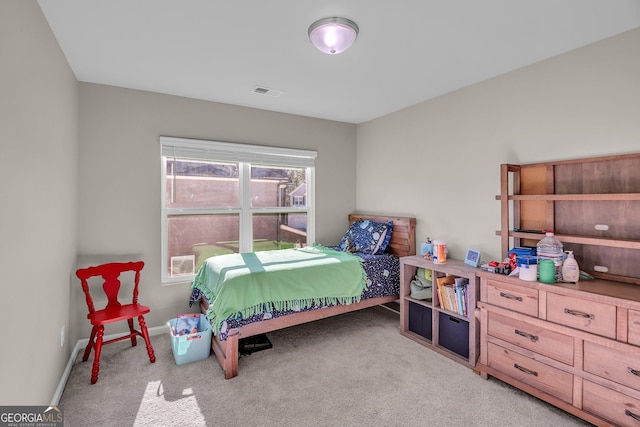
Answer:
4;0;639;407
357;28;640;264
0;1;78;405
75;83;357;341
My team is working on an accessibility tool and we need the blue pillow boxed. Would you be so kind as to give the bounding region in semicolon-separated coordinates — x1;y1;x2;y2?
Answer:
339;220;393;255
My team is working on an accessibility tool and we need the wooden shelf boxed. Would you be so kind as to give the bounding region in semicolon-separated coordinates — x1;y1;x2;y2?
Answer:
404;295;431;308
399;256;479;369
496;193;640;201
405;293;471;322
495;230;640;250
497;153;640;283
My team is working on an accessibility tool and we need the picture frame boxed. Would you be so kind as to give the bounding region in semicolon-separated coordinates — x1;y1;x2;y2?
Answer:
170;255;195;277
464;248;480;267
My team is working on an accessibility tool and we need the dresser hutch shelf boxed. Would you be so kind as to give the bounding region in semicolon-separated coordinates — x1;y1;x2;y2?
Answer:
496;153;640;285
478;153;640;426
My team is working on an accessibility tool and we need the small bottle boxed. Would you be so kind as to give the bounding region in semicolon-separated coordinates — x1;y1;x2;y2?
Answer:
433;240;447;264
562;251;580;283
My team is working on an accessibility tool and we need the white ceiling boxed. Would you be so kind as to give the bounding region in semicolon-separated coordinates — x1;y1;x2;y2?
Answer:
38;0;640;124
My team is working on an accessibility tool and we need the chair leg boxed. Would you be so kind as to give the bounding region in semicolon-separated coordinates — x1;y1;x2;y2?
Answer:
127;318;137;346
91;326;104;384
138;315;156;363
83;326;97;362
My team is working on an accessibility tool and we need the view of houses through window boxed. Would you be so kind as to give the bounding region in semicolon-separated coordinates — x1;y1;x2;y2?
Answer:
160;139;315;282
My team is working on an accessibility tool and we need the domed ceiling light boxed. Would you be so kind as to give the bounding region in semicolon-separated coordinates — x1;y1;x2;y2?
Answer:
308;17;359;54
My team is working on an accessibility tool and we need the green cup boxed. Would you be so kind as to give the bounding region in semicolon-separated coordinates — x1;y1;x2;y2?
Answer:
538;259;555;283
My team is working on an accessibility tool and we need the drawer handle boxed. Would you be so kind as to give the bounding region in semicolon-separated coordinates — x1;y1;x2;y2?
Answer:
625;410;640;422
515;329;539;342
564;308;594;319
514;363;538;377
628;367;640;377
500;292;523;302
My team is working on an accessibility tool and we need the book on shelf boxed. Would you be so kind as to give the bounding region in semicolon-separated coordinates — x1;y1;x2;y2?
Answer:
464;284;470;316
455;285;464;316
435;276;447;310
436;286;445;310
436;275;473;315
454;277;469;317
445;285;457;312
436;275;456;311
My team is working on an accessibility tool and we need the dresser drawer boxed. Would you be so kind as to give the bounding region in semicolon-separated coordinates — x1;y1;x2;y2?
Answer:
583;380;640;427
485;280;538;317
584;341;640;392
629;310;640;346
487;312;574;365
546;293;616;339
487;342;573;404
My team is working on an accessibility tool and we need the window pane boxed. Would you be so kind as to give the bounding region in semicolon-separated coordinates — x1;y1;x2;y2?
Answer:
251;166;306;208
166;158;239;208
167;214;239;276
253;213;307;250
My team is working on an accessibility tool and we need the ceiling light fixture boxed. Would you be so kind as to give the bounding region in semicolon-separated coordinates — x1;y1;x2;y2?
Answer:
308;17;359;55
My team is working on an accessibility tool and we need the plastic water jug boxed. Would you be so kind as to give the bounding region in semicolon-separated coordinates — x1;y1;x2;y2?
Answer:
537;232;564;281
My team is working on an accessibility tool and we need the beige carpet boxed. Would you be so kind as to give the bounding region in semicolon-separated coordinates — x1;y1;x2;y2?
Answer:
59;306;591;426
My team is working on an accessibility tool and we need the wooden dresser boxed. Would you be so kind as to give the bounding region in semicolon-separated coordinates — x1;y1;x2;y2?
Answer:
477;273;640;426
476;153;640;426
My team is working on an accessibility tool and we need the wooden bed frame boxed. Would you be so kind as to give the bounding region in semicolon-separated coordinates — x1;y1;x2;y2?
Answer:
199;213;416;379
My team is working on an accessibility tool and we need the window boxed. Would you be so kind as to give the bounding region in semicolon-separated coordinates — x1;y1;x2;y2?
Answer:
160;137;316;283
292;194;306;207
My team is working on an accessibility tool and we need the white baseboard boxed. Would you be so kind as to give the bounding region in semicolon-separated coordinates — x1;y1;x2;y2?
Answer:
51;324;169;405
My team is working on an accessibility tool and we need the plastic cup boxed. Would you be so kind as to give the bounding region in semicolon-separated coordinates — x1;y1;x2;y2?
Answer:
519;263;537;281
433;240;447;264
538;259;555;283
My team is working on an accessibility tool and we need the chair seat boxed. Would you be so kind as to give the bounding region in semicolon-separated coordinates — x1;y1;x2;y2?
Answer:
88;303;151;326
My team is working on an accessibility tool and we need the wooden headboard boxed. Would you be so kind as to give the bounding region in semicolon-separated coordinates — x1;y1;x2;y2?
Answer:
348;213;416;258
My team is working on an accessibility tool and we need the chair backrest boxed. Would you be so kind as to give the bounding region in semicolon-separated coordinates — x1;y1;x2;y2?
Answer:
76;261;145;314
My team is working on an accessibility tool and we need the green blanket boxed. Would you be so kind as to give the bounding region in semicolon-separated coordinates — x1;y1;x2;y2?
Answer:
191;245;367;334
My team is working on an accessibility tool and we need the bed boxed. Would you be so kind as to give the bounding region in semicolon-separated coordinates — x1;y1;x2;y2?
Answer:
189;213;416;379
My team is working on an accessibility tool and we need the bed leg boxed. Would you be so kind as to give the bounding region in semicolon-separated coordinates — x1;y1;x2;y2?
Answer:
211;330;239;379
224;332;239;379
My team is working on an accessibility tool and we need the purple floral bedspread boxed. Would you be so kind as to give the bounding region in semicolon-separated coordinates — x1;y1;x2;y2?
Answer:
188;249;400;340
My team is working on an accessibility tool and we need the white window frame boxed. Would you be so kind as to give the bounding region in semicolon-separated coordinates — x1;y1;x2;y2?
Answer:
160;136;316;284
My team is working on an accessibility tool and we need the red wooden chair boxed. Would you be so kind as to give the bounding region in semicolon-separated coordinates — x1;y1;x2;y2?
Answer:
76;261;156;384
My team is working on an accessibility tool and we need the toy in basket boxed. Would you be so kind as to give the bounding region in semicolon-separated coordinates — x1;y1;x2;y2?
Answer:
172;313;200;336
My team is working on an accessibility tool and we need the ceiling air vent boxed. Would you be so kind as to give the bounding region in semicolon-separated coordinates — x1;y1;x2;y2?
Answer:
252;86;285;97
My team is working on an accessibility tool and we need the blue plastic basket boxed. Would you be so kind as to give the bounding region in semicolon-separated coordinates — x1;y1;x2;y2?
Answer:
167;314;212;365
